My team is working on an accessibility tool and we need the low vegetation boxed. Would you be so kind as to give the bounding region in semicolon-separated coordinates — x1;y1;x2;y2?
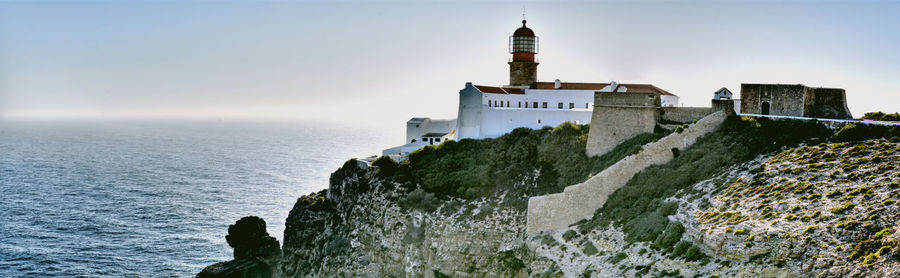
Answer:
385;122;668;202
582;116;832;245
862;111;900;122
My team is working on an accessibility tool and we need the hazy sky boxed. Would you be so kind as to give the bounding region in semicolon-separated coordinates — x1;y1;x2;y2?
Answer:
2;0;899;126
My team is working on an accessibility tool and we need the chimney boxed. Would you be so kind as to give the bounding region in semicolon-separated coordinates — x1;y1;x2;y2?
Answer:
554;79;561;89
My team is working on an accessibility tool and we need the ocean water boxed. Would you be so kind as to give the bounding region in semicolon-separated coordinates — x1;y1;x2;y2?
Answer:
0;118;397;277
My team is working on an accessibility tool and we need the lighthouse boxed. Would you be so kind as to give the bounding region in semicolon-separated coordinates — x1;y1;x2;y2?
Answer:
508;20;539;88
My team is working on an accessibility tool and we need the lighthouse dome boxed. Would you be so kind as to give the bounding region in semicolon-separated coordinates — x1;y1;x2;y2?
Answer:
513;20;535;37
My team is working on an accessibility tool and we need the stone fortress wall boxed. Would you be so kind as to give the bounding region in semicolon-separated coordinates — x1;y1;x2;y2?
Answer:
740;84;852;119
585;92;660;157
802;87;853;119
527;110;730;233
659;107;714;123
585;92;725;157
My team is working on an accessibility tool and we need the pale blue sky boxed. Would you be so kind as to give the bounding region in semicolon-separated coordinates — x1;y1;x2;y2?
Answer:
2;0;898;125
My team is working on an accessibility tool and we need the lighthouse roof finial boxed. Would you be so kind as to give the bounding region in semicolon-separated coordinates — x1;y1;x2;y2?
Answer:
513;14;534;37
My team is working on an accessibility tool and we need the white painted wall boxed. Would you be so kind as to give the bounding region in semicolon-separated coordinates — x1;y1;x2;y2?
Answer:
457;83;595;140
661;95;680;107
405;118;455;144
483;89;595;110
477;107;592;138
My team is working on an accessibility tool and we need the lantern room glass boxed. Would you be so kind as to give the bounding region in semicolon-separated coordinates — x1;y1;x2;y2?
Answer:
509;36;538;53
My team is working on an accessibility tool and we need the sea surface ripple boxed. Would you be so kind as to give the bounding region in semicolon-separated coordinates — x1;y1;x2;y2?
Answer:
0;118;395;277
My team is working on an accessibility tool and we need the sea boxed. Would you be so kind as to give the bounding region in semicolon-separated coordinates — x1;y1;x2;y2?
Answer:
0;118;397;277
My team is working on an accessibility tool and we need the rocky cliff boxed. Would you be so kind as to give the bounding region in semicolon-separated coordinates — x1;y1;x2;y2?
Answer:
200;118;900;277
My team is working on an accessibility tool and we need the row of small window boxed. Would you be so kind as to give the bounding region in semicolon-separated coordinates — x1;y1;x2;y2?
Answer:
488;100;589;109
412;137;442;144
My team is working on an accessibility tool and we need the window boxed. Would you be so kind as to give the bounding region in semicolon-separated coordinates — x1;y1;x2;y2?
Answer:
569;102;574;109
542;102;548;109
488;100;491;107
558;102;563;109
422;137;427;142
500;101;504;107
537;119;542;124
518;101;522;108
585;103;589;109
435;138;441;142
494;100;498;107
507;101;510;107
533;102;538;108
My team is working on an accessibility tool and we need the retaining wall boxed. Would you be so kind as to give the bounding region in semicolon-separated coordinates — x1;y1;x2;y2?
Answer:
526;111;730;233
659;107;713;123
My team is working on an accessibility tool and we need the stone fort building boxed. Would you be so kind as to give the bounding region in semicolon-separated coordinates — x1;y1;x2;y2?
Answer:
739;84;852;119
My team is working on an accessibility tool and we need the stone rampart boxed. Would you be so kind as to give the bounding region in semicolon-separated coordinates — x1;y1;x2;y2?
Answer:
526;111;730;233
585;92;660;157
659;107;713;123
803;87;853;119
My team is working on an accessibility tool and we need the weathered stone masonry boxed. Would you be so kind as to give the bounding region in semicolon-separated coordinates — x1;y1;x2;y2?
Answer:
740;84;852;119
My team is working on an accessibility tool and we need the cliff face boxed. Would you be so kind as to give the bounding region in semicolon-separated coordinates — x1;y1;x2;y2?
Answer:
280;159;537;277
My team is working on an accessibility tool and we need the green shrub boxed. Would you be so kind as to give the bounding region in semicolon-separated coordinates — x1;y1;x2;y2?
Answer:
651;221;685;251
734;229;748;235
826;189;843;198
671;241;691;258
583;242;599;256
684;245;706;261
850;228;895;262
836;220;860;230
831;201;855;214
372;155;399;177
609;252;628;264
862;111;900;122
398;188;440;212
833;123;900;142
800;215;812;222
804;225;818;234
562;230;578;242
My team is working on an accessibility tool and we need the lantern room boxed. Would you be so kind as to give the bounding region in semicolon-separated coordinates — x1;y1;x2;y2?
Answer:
509;20;538;62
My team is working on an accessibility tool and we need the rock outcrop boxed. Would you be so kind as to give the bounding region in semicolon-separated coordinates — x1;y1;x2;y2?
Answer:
198;216;282;278
279;159;536;277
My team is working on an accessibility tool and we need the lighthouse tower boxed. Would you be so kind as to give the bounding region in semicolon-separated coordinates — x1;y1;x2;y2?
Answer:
508;20;539;88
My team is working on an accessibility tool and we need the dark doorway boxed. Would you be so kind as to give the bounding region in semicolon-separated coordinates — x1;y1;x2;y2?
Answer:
761;102;770;115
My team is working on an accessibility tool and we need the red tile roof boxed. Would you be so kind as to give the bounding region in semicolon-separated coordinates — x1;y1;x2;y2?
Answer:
533;81;676;96
473;85;525;95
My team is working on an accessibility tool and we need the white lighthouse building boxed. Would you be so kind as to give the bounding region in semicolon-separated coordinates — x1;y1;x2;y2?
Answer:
382;20;679;160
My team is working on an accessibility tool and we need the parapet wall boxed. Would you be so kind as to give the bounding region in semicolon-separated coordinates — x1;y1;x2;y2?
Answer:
803;88;853;119
585;92;660;157
527;111;730;233
659;107;713;123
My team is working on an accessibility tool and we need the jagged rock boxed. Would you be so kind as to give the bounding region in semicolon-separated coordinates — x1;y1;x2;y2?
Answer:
198;216;281;278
